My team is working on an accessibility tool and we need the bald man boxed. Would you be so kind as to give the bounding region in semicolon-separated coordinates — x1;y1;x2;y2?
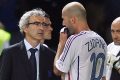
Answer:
106;17;120;80
54;2;107;80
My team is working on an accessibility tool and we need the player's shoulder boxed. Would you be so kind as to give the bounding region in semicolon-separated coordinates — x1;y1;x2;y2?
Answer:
67;31;98;43
86;31;105;40
66;31;87;44
74;31;102;40
68;31;87;40
66;31;105;45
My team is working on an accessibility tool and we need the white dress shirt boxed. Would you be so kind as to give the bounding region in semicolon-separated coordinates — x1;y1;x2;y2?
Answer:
24;39;40;80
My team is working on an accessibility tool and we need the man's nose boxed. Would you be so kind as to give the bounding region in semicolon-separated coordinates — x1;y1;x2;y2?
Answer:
39;26;44;30
113;33;118;39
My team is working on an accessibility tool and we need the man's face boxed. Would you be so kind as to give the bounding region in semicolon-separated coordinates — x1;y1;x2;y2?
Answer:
24;15;46;42
43;18;53;40
111;22;120;45
62;11;75;35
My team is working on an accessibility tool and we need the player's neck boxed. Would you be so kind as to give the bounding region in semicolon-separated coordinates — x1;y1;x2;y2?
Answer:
76;23;90;33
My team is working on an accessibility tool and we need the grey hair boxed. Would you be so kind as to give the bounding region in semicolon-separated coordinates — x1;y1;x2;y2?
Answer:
18;8;46;34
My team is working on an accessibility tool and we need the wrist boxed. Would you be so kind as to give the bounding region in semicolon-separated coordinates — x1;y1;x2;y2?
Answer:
58;42;65;48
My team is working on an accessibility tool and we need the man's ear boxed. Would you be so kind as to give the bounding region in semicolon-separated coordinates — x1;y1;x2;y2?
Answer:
23;26;28;33
70;16;76;24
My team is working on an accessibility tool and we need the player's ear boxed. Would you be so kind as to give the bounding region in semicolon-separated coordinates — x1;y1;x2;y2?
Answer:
70;16;76;24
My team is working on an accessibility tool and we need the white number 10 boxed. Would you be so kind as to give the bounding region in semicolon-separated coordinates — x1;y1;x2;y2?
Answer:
90;53;105;80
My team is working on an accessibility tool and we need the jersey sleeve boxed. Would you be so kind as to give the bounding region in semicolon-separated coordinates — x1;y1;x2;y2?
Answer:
56;36;76;73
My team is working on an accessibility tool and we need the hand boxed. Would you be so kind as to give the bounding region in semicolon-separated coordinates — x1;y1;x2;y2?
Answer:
53;27;68;76
107;53;120;68
59;27;68;47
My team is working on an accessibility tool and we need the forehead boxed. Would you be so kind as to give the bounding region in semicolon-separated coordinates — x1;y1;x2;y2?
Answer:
62;15;69;21
62;9;71;20
29;15;45;22
62;9;68;17
62;11;68;19
111;21;120;30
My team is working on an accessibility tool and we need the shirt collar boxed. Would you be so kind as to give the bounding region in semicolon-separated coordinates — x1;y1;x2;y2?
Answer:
24;39;40;51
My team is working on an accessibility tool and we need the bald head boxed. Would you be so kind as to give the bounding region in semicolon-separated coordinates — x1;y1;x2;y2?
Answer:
62;2;86;20
112;17;120;26
111;17;120;45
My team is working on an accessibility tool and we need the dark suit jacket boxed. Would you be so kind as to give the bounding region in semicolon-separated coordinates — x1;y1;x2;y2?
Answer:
0;41;59;80
110;68;120;80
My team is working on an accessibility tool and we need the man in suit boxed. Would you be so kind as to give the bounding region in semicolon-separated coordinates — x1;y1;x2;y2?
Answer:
0;8;58;80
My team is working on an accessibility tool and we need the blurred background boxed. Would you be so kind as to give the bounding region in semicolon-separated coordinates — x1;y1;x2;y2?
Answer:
0;0;120;50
